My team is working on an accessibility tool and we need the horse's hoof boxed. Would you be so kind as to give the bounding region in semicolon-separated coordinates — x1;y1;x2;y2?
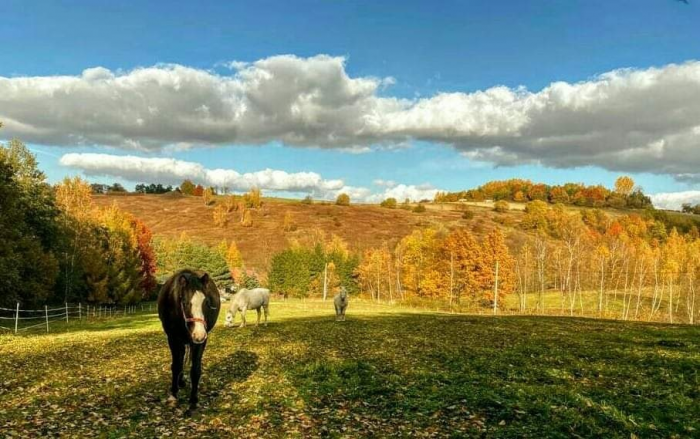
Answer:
185;406;197;417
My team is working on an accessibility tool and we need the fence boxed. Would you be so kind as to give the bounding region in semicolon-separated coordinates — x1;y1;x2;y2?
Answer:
0;302;155;334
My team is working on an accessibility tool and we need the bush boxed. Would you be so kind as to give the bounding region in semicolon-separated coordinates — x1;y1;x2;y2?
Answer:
223;195;238;212
461;209;474;220
244;187;263;209
203;187;215;205
493;200;509;213
380;197;397;209
336;193;350;206
180;179;195;195
301;195;313;205
213;205;229;227
283;211;297;232
241;209;253;227
413;204;426;213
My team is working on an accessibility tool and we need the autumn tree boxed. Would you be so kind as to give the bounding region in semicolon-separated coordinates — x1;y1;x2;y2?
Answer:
244;187;262;209
203;187;215;205
336;193;350;206
193;184;204;197
180;179;195;195
241;209;253;227
494;200;509;213
380;198;397;209
482;229;515;308
213;205;229;227
223;195;238;212
223;240;244;274
614;176;635;196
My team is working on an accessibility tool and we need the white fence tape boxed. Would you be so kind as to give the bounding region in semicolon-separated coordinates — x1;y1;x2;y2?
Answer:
0;302;150;334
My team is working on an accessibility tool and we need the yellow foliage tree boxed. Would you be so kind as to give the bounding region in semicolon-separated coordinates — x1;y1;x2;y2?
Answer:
336;193;350;206
241;209;253;227
223;195;238;212
213;205;229;227
614;176;635;196
244;187;262;209
203;187;215;205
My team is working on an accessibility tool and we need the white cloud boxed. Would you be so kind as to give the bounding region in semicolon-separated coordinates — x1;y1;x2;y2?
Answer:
650;191;700;211
6;56;700;181
373;179;397;188
60;153;343;197
59;152;437;203
368;183;439;203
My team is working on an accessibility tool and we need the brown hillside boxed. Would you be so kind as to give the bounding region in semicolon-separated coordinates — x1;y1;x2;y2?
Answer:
93;194;526;274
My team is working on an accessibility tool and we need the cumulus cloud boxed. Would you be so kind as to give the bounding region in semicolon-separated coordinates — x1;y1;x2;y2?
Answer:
367;183;440;204
60;153;344;197
59;152;436;202
649;191;700;211
5;56;700;180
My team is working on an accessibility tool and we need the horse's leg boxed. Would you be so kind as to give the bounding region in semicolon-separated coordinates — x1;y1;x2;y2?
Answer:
187;341;207;415
335;305;339;321
256;308;261;327
167;336;185;403
240;307;247;328
263;305;269;326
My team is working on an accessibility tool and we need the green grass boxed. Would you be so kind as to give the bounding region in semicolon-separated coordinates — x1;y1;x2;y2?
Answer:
1;301;698;438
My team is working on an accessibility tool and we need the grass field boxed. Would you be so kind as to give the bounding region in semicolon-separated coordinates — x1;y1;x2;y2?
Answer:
1;301;698;438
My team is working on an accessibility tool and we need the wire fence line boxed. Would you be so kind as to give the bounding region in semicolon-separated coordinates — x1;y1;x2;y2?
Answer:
0;302;156;334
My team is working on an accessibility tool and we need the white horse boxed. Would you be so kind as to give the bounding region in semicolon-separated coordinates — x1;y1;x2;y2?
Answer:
334;287;348;321
225;288;270;328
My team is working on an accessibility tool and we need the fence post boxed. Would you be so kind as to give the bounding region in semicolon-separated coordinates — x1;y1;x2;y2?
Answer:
14;302;19;334
493;260;499;315
65;302;69;323
45;305;49;333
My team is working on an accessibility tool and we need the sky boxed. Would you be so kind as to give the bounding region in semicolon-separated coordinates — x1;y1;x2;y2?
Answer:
2;0;700;207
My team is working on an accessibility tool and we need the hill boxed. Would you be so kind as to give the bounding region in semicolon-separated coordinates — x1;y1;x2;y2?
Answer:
93;194;527;274
1;301;697;437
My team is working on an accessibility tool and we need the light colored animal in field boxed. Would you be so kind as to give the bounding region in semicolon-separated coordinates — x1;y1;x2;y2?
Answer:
334;287;348;321
225;288;270;328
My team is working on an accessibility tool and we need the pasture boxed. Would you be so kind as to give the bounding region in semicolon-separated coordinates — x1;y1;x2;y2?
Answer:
1;300;698;438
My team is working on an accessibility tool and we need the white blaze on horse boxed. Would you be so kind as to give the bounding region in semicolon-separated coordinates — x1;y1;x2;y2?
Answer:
225;287;270;328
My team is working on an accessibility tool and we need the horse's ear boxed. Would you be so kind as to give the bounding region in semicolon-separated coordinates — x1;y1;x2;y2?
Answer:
200;272;209;284
178;275;187;287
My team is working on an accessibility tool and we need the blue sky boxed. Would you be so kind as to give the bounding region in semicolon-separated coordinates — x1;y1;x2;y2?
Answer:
2;0;700;205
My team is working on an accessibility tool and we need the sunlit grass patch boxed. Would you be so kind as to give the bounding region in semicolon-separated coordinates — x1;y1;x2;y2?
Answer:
0;300;698;437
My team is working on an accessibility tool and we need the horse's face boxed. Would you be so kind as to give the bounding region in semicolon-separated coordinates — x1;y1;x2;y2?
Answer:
178;274;210;344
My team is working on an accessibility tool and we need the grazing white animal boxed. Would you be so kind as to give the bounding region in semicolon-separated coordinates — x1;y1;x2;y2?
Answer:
334;287;348;321
225;288;270;328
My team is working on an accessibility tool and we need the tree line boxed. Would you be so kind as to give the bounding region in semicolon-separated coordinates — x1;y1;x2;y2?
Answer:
0;135;156;307
434;177;652;209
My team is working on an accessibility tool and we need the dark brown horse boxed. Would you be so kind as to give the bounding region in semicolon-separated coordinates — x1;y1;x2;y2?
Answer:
158;269;220;415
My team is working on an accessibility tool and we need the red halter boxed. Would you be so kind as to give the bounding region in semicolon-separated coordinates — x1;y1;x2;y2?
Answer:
181;302;207;330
